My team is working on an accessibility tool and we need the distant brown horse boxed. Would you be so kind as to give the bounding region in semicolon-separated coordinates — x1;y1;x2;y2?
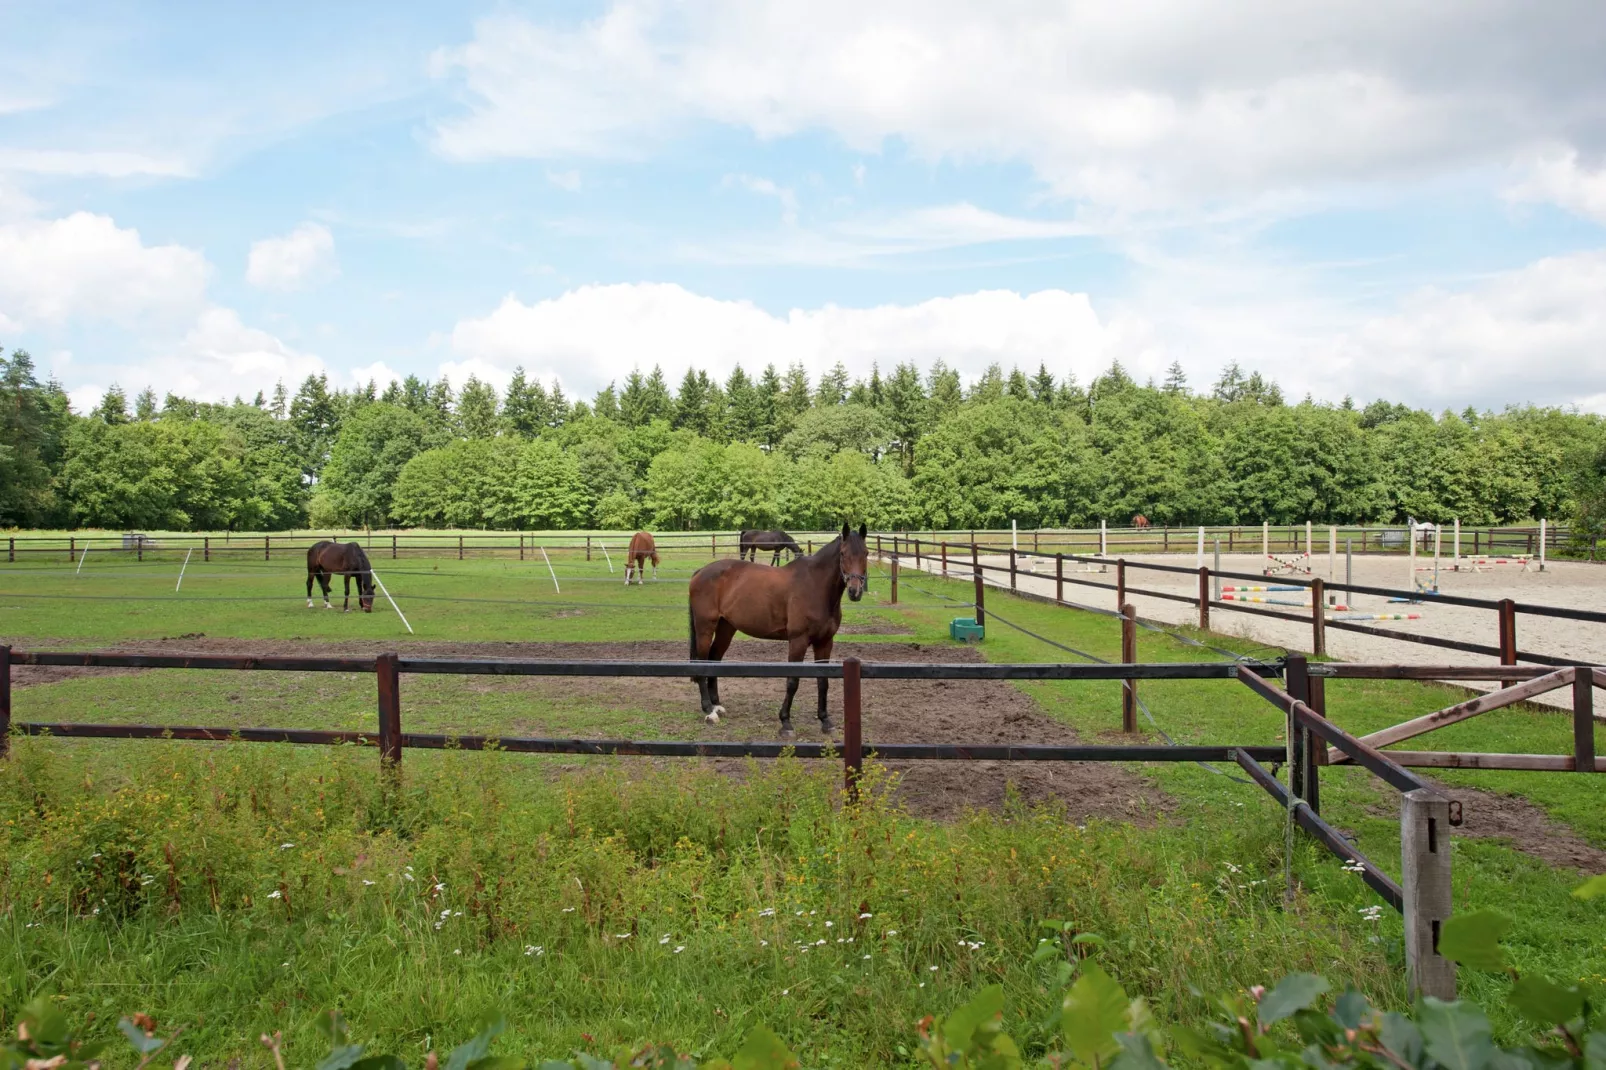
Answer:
688;523;868;736
1132;514;1150;529
625;531;659;584
306;541;375;612
739;528;803;565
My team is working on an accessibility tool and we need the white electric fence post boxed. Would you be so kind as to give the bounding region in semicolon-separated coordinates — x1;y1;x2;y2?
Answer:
369;569;414;634
175;548;192;591
540;546;561;593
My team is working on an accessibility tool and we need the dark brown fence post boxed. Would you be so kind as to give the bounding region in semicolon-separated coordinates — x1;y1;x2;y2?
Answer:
69;536;75;563
458;535;464;561
1312;577;1327;656
1056;553;1064;603
843;656;863;801
1197;566;1209;630
7;537;13;562
941;541;948;577
137;536;143;562
1009;548;1017;590
203;536;210;562
586;536;592;562
972;557;986;627
1575;667;1597;774
890;555;900;605
376;654;402;776
1498;598;1518;688
1116;559;1126;611
712;533;717;557
264;536;270;561
1121;604;1137;732
914;538;921;572
1287;654;1310;803
0;645;11;759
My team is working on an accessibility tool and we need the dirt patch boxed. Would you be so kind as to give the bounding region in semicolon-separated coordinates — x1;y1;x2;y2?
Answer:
8;634;1165;823
1429;779;1606;872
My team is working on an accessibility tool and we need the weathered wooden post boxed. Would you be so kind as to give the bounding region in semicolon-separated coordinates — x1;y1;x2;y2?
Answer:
1402;790;1456;1000
1116;559;1126;611
203;536;210;562
1312;577;1327;657
1575;668;1597;774
1197;566;1209;630
458;535;464;561
69;536;75;563
7;537;12;562
0;644;11;759
1121;604;1137;733
586;536;592;562
972;553;986;628
1009;548;1017;591
1056;553;1064;603
890;554;900;605
265;536;271;561
1286;654;1310;803
914;538;921;572
376;653;402;778
843;656;863;801
137;536;143;562
1498;599;1518;689
941;541;948;577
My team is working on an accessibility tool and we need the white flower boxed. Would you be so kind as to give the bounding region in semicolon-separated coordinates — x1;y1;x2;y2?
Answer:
759;940;769;947
267;890;282;899
433;883;446;892
795;910;805;916
781;989;789;996
403;873;414;882
362;880;376;886
280;843;295;851
858;912;872;920
919;982;926;988
281;961;290;967
614;933;632;939
673;946;685;954
815;938;826;946
441;909;452;918
862;954;871;960
929;965;939;972
885;930;898;936
525;946;544;956
453;949;461;955
563;907;576;913
824;920;833;928
659;935;671;945
758;908;776;917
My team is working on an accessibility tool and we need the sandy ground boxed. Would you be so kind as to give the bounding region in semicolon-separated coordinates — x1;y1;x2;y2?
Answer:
911;550;1605;712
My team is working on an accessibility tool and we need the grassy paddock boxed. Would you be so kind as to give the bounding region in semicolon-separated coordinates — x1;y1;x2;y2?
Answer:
2;551;1603;1062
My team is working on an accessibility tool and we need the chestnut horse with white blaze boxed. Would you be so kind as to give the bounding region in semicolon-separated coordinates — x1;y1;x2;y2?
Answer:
687;523;869;736
624;531;659;584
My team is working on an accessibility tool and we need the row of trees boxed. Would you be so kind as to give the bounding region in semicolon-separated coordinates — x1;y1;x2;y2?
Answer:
4;348;1604;533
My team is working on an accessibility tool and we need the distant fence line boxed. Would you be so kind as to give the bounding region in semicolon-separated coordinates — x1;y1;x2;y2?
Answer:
0;522;1572;563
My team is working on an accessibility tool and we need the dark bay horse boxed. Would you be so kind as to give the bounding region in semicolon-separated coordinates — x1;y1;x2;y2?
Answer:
739;528;803;565
688;523;868;735
306;541;375;612
625;531;659;584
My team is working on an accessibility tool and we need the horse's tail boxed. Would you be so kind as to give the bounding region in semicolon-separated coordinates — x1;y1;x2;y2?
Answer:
687;600;699;682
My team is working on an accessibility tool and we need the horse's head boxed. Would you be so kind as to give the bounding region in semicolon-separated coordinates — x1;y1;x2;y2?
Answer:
352;549;376;612
839;523;868;602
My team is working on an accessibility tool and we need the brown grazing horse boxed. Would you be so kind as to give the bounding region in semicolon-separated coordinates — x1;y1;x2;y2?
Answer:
624;531;659;584
688;523;868;736
739;528;803;565
1132;514;1150;529
306;541;375;612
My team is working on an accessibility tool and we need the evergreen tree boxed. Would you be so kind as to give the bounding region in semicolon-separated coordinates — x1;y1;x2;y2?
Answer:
641;366;674;424
94;385;131;424
380;380;403;406
1030;363;1056;403
270;381;289;419
547;380;569;429
401;375;431;414
673;367;713;435
457;375;501;438
134;387;158;421
883;361;927;476
969;363;1005;403
1212;362;1247;402
0;350;71;525
755;364;784;447
816;361;850;406
426;376;456;430
724;365;762;443
252;390;267;408
1163;361;1188;395
926;360;963;425
1006;367;1032;401
503;368;549;437
592;382;621;422
289;374;339;476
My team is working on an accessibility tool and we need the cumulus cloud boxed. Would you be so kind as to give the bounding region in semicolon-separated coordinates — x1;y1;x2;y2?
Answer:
1507;149;1606;223
0;211;209;326
246;222;337;291
0;148;194;178
446;282;1159;397
429;1;1606;214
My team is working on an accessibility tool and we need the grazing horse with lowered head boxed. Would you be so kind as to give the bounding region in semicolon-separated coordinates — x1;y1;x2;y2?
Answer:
625;531;659;584
739;528;804;565
1132;514;1150;530
306;541;375;612
688;523;868;736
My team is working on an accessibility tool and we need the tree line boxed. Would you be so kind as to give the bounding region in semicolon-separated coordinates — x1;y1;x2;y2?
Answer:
4;348;1604;535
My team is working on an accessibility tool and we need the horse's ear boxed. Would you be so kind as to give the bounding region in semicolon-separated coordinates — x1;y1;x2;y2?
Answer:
841;523;849;539
858;522;867;539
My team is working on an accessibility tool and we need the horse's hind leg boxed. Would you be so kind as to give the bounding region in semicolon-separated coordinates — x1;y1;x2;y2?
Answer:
705;619;736;717
777;633;810;736
307;571;315;609
342;573;351;612
813;635;835;734
692;615;724;721
319;572;333;609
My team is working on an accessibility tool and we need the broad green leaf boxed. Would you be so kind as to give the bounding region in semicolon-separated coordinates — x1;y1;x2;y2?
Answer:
23;999;71;1049
944;985;1006;1050
730;1025;798;1070
1333;990;1370;1030
317;1043;368;1070
1258;974;1328;1027
1061;962;1130;1065
1582;1031;1606;1070
1573;875;1606;901
1379;1012;1424;1066
315;1010;351;1046
1169;1024;1234;1066
116;1019;167;1056
446;1015;508;1070
1070;934;1108;947
1418;998;1495;1070
1508;976;1585;1027
1439;909;1514;971
1111;1032;1167;1070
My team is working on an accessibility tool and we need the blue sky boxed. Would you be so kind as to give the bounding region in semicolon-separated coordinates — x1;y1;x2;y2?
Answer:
4;0;1606;415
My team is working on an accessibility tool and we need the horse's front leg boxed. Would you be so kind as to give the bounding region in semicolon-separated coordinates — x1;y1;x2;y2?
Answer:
778;634;810;736
813;636;835;734
342;574;351;612
320;574;333;609
307;572;315;609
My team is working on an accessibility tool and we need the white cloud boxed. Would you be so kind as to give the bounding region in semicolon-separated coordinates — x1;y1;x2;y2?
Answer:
722;173;799;224
429;2;1606;214
1508;148;1606;223
0;148;194;178
447;282;1157;398
246;222;337;291
0;211;209;325
546;169;582;191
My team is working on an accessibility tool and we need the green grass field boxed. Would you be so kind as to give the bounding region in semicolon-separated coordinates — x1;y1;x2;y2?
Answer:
1;551;1602;1064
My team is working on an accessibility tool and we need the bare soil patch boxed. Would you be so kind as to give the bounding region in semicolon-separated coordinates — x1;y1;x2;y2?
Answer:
1427;780;1606;872
8;634;1163;823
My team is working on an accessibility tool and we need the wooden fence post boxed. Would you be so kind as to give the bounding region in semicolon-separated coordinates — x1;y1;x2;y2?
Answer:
1116;559;1126;611
843;656;863;801
1402;790;1456;1001
1197;566;1209;630
1009;548;1017;590
972;551;986;627
7;537;12;562
1575;668;1596;774
265;536;270;561
914;538;921;572
1312;577;1327;657
137;536;143;562
0;645;11;759
890;555;899;605
376;653;402;775
1121;604;1137;733
203;536;210;562
1056;553;1064;603
69;536;75;563
458;535;464;561
941;541;948;578
1287;654;1310;803
586;536;592;562
1498;599;1518;688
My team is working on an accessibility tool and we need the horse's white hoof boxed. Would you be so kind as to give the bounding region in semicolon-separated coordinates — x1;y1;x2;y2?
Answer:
704;706;725;724
306;600;313;609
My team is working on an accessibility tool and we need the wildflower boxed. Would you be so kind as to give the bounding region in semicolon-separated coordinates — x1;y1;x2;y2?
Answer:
441;909;452;918
433;883;446;892
673;946;685;954
759;940;769;947
758;908;776;917
795;910;805;916
614;933;632;939
525;946;544;956
281;962;290;967
403;873;414;882
563;907;576;913
885;930;898;936
453;949;461;955
858;912;872;920
267;890;282;899
781;989;789;996
280;843;295;851
862;954;871;960
929;965;939;972
362;880;376;886
815;939;826;946
659;935;671;945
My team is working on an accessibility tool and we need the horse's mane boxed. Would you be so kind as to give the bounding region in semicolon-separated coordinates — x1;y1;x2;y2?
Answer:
347;542;373;573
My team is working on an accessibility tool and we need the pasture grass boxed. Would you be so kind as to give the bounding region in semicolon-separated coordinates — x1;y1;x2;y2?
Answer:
3;553;1603;1061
